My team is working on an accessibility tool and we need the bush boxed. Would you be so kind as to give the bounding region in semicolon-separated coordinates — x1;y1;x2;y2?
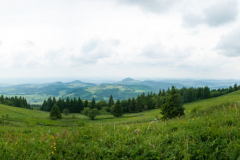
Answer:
77;121;85;126
102;107;110;112
83;107;100;120
51;116;57;120
63;109;70;116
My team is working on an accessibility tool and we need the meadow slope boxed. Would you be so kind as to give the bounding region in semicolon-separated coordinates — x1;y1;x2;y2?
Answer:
1;91;240;159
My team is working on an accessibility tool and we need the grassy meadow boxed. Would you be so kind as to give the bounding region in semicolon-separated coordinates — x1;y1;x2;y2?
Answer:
1;91;240;159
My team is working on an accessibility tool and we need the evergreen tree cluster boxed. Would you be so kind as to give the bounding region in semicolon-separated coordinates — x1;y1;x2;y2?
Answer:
109;84;240;115
179;84;240;103
40;84;240;118
0;95;31;109
40;97;84;113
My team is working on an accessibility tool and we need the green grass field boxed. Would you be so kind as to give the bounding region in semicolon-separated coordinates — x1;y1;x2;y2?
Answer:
1;90;240;159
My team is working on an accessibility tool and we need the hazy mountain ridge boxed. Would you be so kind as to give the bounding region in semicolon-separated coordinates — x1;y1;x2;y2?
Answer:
0;78;239;104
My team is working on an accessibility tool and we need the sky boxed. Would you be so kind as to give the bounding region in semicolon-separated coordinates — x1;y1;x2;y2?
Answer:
0;0;240;81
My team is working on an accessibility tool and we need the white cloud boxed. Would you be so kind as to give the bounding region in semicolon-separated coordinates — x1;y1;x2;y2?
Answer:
0;0;240;79
25;41;35;46
182;14;204;28
203;0;238;26
119;0;179;14
182;0;238;27
216;27;240;57
71;38;120;65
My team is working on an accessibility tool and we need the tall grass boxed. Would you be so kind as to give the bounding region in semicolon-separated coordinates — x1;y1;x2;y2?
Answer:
1;102;240;159
1;90;240;159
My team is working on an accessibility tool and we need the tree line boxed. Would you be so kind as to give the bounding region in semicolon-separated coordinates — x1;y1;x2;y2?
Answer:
0;95;31;109
179;84;239;103
40;84;240;119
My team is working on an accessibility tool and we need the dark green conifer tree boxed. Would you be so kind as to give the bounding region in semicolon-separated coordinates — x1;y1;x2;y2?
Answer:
158;90;162;96
203;86;211;98
127;98;131;113
47;97;54;111
108;95;114;107
155;97;161;109
53;97;57;105
112;100;123;117
57;98;64;112
84;100;88;108
161;86;185;120
65;97;70;110
135;96;142;112
40;100;47;111
91;97;96;109
121;100;129;113
162;89;166;96
72;97;78;113
50;104;62;119
130;97;136;113
78;97;84;112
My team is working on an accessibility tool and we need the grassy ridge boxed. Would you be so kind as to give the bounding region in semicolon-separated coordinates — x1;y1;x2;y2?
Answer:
1;90;240;125
184;90;240;113
1;91;240;159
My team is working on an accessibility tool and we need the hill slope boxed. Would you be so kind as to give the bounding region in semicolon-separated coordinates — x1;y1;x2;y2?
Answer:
1;91;240;159
0;79;186;104
1;90;240;125
0;78;239;104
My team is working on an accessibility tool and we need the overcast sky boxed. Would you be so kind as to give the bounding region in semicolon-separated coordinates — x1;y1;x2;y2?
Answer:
0;0;240;80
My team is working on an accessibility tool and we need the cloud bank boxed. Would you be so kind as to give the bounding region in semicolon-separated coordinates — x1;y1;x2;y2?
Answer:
183;0;238;27
216;27;240;57
0;0;240;79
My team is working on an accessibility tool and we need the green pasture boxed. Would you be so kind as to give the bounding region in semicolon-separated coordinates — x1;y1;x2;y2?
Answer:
1;90;240;159
1;90;240;126
184;90;240;114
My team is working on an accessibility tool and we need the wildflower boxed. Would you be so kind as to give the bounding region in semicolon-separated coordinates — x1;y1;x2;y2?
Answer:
52;151;55;154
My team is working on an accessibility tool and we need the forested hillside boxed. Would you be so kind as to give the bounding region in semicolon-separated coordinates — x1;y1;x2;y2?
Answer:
1;78;238;104
40;84;240;117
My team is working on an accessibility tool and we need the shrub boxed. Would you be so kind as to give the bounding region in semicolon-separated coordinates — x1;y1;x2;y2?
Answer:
51;116;57;120
83;107;100;120
77;121;85;126
102;107;110;112
63;109;70;116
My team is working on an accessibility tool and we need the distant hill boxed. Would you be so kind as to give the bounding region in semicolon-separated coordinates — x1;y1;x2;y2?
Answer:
115;78;185;92
115;78;141;84
0;78;239;104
